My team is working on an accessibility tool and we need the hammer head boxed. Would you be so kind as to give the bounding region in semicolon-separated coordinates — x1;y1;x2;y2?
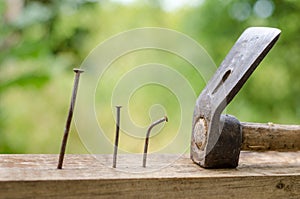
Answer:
190;27;281;168
191;114;241;168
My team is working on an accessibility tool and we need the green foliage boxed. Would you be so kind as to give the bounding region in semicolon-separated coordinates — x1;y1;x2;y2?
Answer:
1;0;300;153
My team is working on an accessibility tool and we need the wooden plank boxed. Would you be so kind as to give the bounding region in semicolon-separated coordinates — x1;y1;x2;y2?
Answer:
0;152;300;198
242;122;300;151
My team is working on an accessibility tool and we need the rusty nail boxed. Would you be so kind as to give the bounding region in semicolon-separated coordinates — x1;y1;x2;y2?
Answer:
143;116;168;168
113;106;122;168
57;68;84;169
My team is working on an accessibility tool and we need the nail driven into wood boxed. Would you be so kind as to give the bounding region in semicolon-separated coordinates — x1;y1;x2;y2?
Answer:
143;116;168;168
113;106;122;168
57;68;84;169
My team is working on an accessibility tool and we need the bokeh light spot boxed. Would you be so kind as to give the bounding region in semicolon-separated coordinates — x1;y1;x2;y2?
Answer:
254;0;274;19
229;1;252;21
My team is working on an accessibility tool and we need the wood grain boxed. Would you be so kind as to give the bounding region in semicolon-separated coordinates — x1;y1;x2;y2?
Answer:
0;152;300;198
242;122;300;151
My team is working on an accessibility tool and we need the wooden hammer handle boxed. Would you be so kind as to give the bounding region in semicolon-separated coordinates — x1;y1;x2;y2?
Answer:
241;122;300;151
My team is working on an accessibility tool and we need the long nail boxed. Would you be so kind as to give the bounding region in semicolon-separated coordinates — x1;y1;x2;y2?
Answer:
57;68;84;169
143;116;168;167
113;106;122;168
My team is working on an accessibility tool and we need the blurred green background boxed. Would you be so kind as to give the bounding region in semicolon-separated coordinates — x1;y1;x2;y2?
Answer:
0;0;299;154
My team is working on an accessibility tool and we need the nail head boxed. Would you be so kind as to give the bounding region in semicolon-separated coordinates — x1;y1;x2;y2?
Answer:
73;68;84;73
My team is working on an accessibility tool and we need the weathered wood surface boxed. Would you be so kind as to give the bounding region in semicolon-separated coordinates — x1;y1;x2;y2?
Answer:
242;122;300;151
0;152;300;198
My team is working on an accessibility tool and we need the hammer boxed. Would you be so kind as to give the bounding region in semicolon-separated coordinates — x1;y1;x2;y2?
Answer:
191;27;300;169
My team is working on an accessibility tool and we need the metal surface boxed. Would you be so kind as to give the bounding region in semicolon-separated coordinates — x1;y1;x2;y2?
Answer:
57;68;84;169
191;27;281;168
204;114;242;168
113;106;122;168
143;116;168;167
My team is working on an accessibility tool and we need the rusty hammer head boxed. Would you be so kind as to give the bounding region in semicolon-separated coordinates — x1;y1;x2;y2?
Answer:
190;27;281;168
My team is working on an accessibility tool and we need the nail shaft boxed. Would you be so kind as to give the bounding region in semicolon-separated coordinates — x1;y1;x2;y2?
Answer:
113;106;122;168
143;116;168;167
57;68;84;169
